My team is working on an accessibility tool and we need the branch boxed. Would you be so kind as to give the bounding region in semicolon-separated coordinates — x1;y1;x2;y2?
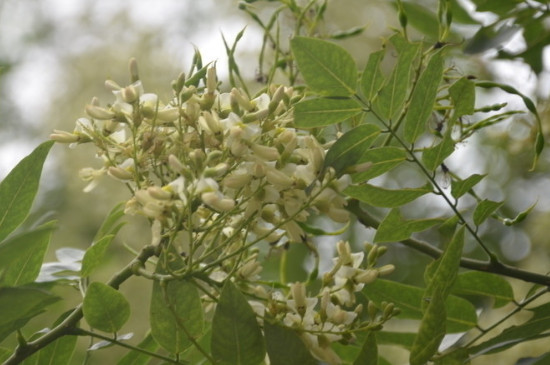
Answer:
347;199;550;286
4;245;158;365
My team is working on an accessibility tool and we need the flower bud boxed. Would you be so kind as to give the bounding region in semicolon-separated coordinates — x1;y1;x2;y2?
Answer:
266;168;293;188
105;79;121;91
231;88;254;111
223;173;252;189
85;105;115;120
377;264;395;276
148;186;172;200
251;144;280;161
156;107;180;123
356;269;378;284
206;66;217;94
108;166;133;180
121;85;139;103
50;130;80;143
129;57;139;83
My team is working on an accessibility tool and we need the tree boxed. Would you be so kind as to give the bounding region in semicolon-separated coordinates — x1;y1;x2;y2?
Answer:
1;1;550;364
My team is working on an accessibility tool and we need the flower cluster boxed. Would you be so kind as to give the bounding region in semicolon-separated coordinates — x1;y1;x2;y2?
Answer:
51;60;350;253
51;59;396;364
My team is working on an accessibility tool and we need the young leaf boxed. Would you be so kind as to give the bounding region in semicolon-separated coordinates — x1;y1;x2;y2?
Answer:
503;201;536;226
0;221;56;287
410;228;465;365
344;183;432;208
451;174;485;199
323;123;381;176
422;131;455;172
294;97;362;128
364;280;477;333
211;281;265;365
374;209;443;243
83;282;130;333
290;36;357;96
0;287;60;343
117;332;159;365
473;199;503;226
374;35;421;121
403;52;444;144
352;146;407;182
353;332;378;365
81;234;116;278
449;77;475;121
264;320;317;365
361;49;385;102
0;140;54;242
150;248;204;354
452;271;514;308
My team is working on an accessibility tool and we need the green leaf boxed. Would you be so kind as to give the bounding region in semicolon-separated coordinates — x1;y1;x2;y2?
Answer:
323;124;381;176
473;199;503;226
410;228;465;365
344;183;432;208
464;24;520;54
81;234;115;278
211;281;265;365
361;49;385;102
470;0;520;16
25;334;77;365
468;306;550;356
117;332;159;365
294;97;362;128
291;36;357;96
449;0;479;25
422;131;455;171
364;279;477;333
150;248;204;354
0;141;54;242
0;348;11;362
264;320;317;365
353;332;378;365
0;286;60;342
449;77;475;121
352;146;407;182
404;52;444;144
374;35;421;120
0;221;56;287
451;174;485;199
83;282;130;333
400;1;439;38
374;209;443;243
94;202;125;242
410;291;446;365
376;331;416;349
504;201;536;226
452;271;514;308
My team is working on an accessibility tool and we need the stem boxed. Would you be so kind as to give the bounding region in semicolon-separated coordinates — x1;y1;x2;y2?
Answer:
347;199;550;286
4;245;158;365
71;328;187;364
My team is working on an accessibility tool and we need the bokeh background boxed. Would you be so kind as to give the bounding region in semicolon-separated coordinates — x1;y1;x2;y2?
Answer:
1;0;550;363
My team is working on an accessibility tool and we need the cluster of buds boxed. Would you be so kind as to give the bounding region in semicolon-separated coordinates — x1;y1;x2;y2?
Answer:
51;59;351;256
259;241;397;365
51;59;396;363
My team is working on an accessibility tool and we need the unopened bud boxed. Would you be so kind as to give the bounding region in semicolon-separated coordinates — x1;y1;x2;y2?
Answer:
129;57;139;83
121;85;139;103
108;166;133;180
242;109;269;123
86;105;115;120
147;186;172;200
50;130;79;143
265;168;293;188
251;144;280;161
230;88;254;111
356;269;378;284
105;79;121;91
377;264;395;276
168;154;185;173
156;107;180;123
206;66;217;94
223;173;252;189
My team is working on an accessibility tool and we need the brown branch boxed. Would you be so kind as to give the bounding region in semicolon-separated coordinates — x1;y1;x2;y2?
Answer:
347;199;550;287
